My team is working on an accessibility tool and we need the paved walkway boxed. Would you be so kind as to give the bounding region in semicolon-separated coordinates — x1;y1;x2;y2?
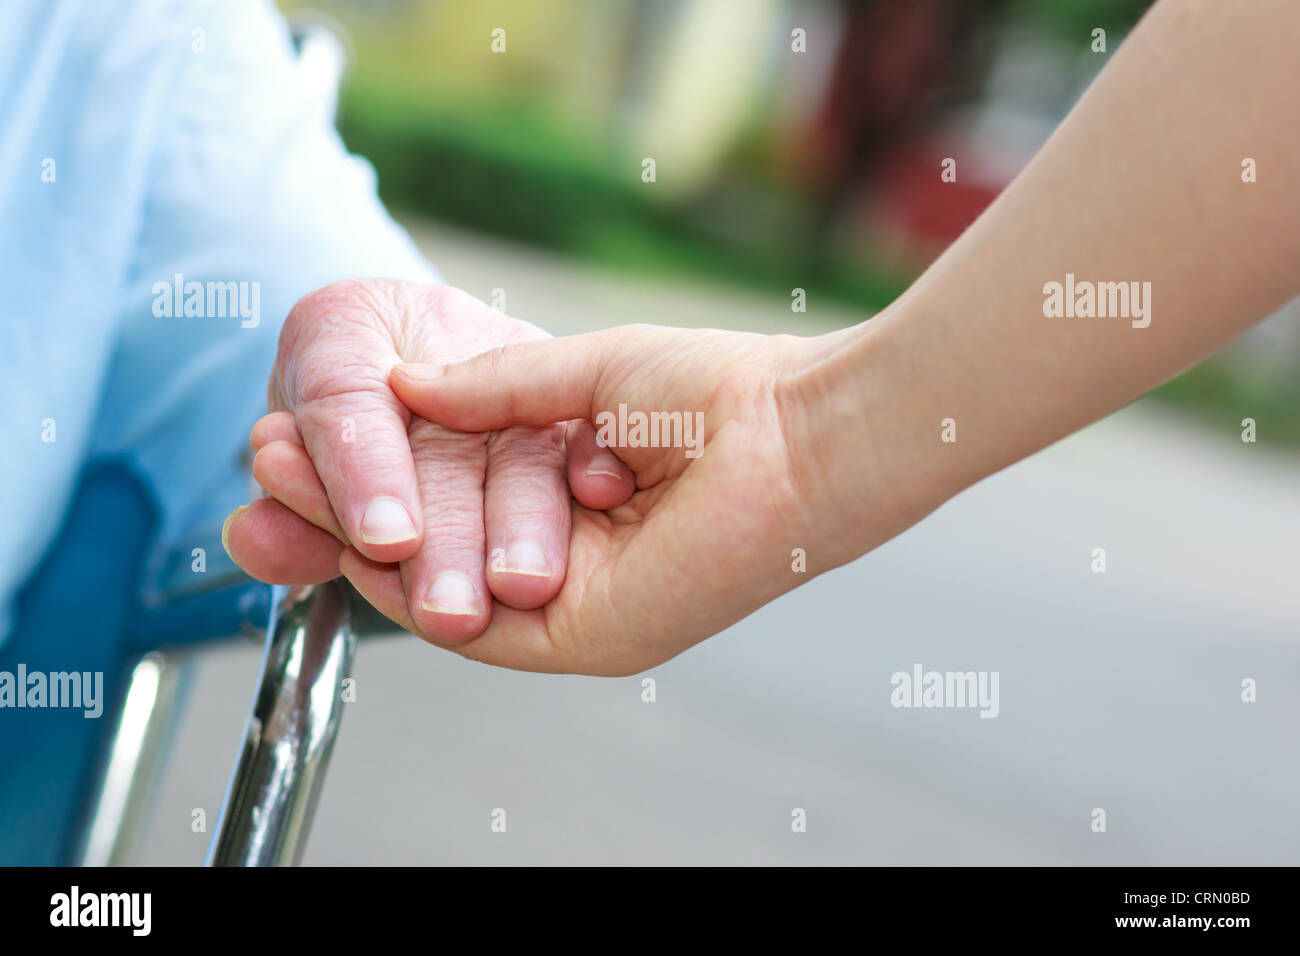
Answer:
137;222;1300;864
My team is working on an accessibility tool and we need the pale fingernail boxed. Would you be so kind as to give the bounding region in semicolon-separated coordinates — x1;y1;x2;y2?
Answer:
395;363;444;381
360;496;417;545
586;452;624;479
421;571;481;616
221;504;252;557
498;540;551;578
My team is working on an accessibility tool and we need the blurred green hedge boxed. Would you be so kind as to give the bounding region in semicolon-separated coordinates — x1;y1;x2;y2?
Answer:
338;72;911;319
338;53;1300;447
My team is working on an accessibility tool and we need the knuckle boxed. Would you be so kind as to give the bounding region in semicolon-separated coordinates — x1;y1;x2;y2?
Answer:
490;423;565;458
292;350;388;405
283;279;375;334
408;418;489;455
278;280;397;404
478;344;513;379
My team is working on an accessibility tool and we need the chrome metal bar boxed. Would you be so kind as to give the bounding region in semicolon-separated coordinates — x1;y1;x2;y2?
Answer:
75;652;192;866
207;580;356;866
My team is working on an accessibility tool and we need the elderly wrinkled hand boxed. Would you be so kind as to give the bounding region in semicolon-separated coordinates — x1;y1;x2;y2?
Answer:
223;279;635;644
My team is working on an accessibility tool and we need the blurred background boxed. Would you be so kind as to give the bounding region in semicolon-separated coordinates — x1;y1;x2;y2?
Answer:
305;0;1300;438
134;0;1299;864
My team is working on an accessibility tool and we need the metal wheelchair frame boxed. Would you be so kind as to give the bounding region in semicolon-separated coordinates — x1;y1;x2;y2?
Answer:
75;582;365;866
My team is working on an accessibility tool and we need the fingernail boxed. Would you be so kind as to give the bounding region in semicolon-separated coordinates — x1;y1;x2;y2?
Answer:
421;571;481;616
221;504;252;557
586;452;624;479
360;496;417;545
498;540;551;577
395;363;444;382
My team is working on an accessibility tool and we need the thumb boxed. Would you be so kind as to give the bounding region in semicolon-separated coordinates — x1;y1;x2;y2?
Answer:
390;331;612;431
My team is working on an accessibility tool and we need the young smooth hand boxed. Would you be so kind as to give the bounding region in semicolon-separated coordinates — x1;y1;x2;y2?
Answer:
344;321;885;674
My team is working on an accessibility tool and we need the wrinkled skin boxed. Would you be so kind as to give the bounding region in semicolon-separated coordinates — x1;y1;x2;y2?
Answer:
225;279;635;644
230;287;843;675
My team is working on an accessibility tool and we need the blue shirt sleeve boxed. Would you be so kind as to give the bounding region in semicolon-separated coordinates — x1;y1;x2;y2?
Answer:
89;0;439;599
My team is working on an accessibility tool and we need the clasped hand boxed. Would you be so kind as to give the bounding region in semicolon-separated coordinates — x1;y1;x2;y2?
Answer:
225;278;851;675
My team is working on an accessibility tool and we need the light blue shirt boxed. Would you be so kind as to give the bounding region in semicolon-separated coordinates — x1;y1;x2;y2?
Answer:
0;0;436;641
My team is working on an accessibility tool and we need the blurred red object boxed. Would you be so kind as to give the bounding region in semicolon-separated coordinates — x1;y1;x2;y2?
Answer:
870;142;1002;259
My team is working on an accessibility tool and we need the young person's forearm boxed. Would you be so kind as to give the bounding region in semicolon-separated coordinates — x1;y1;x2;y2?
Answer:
801;0;1300;561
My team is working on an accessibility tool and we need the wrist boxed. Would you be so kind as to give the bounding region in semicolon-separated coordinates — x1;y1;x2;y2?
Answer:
778;307;968;568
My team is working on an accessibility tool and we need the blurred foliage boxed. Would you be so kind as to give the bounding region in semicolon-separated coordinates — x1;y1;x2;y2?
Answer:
316;0;1296;444
338;70;910;318
325;0;1153;316
1004;0;1152;35
1152;359;1300;447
